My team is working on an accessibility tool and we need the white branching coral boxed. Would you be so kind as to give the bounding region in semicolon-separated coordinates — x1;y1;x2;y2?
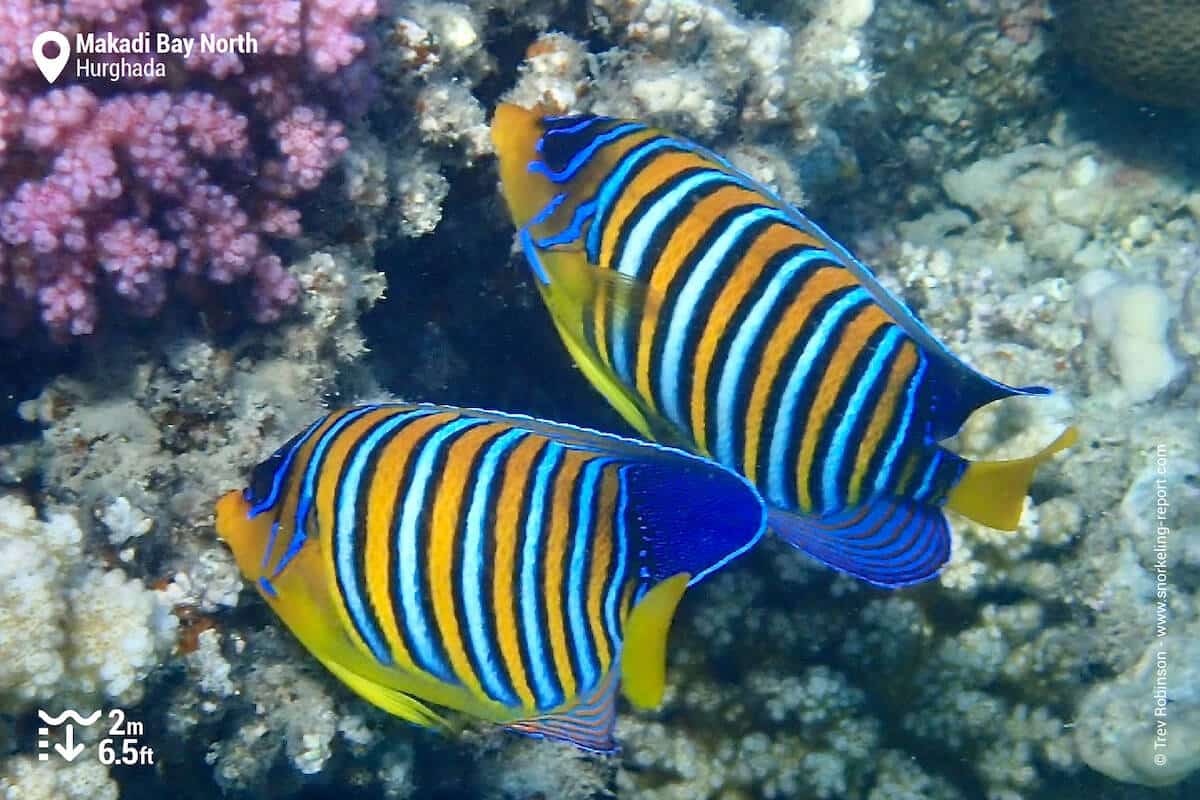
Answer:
0;495;176;711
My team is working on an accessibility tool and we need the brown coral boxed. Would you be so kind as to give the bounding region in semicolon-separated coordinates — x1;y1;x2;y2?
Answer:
1057;0;1200;109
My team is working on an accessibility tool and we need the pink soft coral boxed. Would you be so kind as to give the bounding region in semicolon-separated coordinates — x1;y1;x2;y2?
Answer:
0;0;377;340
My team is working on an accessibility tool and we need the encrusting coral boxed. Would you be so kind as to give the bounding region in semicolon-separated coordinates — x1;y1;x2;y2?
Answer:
0;0;1197;797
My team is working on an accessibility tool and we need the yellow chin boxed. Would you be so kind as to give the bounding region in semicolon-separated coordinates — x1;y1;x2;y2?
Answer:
214;489;272;580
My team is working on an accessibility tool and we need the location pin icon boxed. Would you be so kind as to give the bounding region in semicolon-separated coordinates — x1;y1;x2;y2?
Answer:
32;31;70;84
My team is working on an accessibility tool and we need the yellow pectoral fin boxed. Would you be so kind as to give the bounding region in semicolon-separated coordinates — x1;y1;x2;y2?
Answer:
538;252;688;447
619;573;690;710
317;655;452;732
946;426;1079;531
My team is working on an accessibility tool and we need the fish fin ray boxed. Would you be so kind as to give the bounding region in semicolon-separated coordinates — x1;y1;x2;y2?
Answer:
945;426;1078;530
620;573;689;710
768;498;951;588
505;666;620;754
318;656;451;731
534;250;688;446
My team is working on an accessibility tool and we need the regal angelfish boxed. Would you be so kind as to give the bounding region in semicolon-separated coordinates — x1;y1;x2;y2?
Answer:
215;404;765;752
491;105;1077;588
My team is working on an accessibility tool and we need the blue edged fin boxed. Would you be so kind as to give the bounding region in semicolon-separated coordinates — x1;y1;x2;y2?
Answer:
622;460;766;587
768;499;951;588
505;663;620;754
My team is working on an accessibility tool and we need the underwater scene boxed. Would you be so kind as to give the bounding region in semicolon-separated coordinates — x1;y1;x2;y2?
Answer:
0;0;1197;798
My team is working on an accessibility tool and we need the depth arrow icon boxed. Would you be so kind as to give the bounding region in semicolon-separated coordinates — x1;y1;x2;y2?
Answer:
54;725;85;762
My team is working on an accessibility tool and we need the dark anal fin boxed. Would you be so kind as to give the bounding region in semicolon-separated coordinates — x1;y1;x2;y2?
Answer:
769;498;951;588
504;667;620;754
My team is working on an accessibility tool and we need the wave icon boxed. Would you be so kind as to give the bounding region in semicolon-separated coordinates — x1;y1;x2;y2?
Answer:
38;709;102;726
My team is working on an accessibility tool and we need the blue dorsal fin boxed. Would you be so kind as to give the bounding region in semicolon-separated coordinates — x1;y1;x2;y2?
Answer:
923;357;1051;440
621;458;766;587
768;499;952;588
504;664;620;754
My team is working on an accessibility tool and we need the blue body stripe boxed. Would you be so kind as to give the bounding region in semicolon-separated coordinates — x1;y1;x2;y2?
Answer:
335;409;427;665
520;228;552;285
713;249;829;467
913;449;942;501
821;328;903;510
520;442;566;708
584;138;727;261
462;427;527;705
274;406;379;578
604;467;631;645
567;458;608;691
248;418;324;517
659;207;790;428
874;353;928;495
260;521;280;571
534;199;597;248
396;416;488;680
528;123;646;183
766;290;869;507
611;170;739;381
537;117;603;151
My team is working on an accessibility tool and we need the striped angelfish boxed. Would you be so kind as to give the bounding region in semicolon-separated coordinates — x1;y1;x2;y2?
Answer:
215;403;765;752
491;105;1076;588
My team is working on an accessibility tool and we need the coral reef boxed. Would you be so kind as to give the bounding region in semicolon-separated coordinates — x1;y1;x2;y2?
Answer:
0;0;1197;798
0;0;375;338
1056;0;1200;109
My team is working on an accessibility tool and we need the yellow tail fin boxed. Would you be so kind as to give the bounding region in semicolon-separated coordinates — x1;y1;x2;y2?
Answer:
945;426;1078;531
620;573;690;710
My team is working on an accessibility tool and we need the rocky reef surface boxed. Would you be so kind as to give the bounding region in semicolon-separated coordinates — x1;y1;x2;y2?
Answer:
1;1;1198;798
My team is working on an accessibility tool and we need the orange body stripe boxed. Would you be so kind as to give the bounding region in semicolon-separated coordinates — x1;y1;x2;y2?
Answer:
363;410;452;670
688;224;821;454
542;450;587;700
597;150;710;269
742;267;859;483
427;423;501;696
618;578;637;627
270;410;348;567
315;407;409;657
491;435;547;708
633;184;764;412
586;468;619;671
795;307;893;510
847;343;918;504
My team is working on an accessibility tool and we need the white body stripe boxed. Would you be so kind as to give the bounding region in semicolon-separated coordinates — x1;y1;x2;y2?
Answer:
603;468;631;645
874;353;928;495
712;250;829;468
335;410;427;664
566;458;610;691
396;416;486;678
821;327;903;509
520;442;566;708
611;171;735;382
765;289;868;507
461;427;527;704
658;208;789;429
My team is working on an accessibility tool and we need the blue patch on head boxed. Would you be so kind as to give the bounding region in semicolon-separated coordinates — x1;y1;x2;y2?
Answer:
258;576;279;598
